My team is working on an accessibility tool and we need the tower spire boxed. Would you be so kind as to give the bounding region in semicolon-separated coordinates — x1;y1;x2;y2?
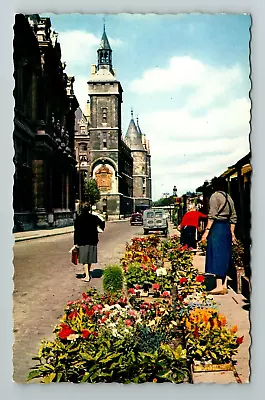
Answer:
131;108;134;119
97;22;113;72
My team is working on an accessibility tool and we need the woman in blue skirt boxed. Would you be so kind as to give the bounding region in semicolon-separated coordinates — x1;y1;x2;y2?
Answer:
200;177;237;295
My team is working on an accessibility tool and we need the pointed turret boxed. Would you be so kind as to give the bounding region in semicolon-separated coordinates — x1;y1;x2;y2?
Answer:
125;109;145;151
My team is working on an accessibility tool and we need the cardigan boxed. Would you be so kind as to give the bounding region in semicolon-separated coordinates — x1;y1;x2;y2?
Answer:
180;210;207;229
74;212;105;246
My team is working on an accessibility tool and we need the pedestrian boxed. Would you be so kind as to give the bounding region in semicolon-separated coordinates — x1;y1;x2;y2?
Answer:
73;202;105;282
179;205;207;249
200;177;237;295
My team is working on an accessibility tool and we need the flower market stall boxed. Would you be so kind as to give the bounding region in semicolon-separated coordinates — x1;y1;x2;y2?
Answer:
27;234;244;384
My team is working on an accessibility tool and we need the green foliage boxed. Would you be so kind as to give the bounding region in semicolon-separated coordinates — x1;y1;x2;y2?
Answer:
83;178;101;208
103;265;124;294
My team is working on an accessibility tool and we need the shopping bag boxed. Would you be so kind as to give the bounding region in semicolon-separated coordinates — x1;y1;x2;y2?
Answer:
71;247;79;265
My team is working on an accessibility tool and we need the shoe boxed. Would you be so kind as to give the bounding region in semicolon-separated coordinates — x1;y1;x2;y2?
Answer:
81;275;91;282
222;288;228;294
207;289;226;295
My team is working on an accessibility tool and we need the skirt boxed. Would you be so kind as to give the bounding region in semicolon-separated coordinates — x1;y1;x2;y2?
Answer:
180;226;197;249
205;220;232;278
78;245;98;264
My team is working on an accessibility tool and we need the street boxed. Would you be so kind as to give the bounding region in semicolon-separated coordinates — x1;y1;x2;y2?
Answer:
13;221;143;383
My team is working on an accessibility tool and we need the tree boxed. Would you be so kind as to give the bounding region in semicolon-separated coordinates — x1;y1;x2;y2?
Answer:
83;178;101;210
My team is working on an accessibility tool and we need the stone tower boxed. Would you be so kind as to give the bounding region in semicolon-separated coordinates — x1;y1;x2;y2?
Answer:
125;111;151;212
87;26;133;218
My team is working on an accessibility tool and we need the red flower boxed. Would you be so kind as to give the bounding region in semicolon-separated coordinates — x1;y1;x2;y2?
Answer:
99;316;108;324
92;331;98;337
179;277;188;284
86;308;94;317
81;329;91;339
151;264;157;272
152;283;160;291
194;327;200;339
58;324;74;340
135;284;142;290
196;275;205;283
67;301;75;306
162;291;170;297
68;310;79;320
128;288;136;294
141;264;148;271
123;266;128;273
125;319;133;326
236;336;244;345
143;255;149;262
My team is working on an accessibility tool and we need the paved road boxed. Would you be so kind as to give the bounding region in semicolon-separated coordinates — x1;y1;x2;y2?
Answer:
13;221;143;383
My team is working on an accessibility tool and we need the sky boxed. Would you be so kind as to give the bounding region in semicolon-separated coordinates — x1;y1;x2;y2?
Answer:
42;13;251;201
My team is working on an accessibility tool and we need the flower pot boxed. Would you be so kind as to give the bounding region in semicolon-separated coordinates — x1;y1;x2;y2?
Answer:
203;273;216;292
192;361;233;373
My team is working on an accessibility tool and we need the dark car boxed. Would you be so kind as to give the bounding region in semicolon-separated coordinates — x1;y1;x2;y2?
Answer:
130;212;143;226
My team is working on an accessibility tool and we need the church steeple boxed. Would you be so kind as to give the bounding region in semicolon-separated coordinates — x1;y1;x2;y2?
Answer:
97;22;113;72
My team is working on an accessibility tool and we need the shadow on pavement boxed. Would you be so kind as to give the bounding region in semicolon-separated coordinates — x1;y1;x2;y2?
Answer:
91;269;103;279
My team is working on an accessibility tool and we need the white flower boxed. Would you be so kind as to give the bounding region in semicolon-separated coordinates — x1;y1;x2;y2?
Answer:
66;334;79;341
156;267;167;276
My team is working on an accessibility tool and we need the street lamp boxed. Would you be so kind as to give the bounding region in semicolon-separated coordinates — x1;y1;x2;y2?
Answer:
173;186;177;197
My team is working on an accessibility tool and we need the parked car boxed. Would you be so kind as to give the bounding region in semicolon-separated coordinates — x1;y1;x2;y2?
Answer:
130;212;143;226
143;209;168;236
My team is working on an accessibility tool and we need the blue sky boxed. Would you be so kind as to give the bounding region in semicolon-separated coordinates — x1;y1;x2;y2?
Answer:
43;13;251;200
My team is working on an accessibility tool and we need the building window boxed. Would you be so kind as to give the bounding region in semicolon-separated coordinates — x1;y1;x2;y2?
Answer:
102;107;107;123
103;140;107;150
79;143;87;151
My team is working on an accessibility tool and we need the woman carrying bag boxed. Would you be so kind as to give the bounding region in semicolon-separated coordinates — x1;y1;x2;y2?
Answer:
72;203;105;282
200;177;237;295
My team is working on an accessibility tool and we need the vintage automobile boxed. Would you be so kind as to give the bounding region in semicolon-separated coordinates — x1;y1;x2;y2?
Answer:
142;209;168;236
130;212;143;226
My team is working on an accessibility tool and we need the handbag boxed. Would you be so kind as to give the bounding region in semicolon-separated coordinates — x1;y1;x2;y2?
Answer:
71;247;79;265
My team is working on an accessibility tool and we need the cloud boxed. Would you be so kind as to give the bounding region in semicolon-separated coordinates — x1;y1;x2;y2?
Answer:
129;56;244;111
57;30;123;111
140;97;250;200
58;30;123;71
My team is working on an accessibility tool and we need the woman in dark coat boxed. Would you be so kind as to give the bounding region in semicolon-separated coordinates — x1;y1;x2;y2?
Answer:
74;203;105;282
201;177;237;295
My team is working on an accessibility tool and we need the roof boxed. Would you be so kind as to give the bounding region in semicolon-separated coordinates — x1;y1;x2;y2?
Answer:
99;28;111;50
125;115;145;151
88;67;116;82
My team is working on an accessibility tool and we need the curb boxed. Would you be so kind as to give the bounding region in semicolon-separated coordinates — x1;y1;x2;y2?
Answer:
14;229;74;243
14;219;131;242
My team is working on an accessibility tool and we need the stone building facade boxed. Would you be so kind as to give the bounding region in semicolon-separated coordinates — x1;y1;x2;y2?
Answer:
124;112;152;212
13;14;79;231
74;26;152;217
86;27;134;218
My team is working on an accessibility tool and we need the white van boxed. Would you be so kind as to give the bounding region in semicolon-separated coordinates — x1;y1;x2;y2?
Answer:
143;209;168;236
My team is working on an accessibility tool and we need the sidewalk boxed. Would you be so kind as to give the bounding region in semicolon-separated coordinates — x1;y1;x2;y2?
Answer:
193;252;250;384
14;218;131;243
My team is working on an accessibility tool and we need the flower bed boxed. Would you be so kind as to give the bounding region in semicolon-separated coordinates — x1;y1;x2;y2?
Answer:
27;234;244;384
184;308;244;369
28;289;189;384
